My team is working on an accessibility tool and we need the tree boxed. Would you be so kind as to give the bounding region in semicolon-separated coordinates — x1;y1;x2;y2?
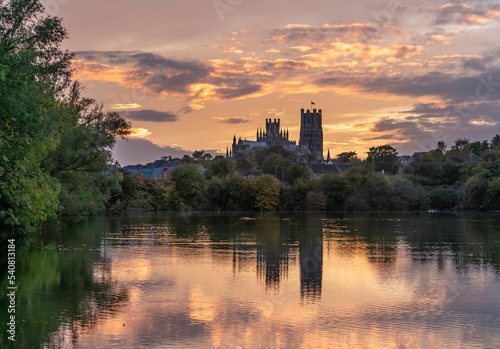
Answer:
235;158;253;171
317;172;349;210
42;83;131;217
287;163;310;184
366;144;399;174
205;157;234;179
280;180;311;210
192;150;212;162
206;174;252;210
447;138;470;162
403;150;459;186
451;138;470;152
0;0;73;232
247;144;295;168
0;0;73;91
250;174;281;210
491;135;500;150
261;153;291;179
169;165;208;210
0;0;131;229
469;140;489;156
437;141;447;154
181;154;192;164
306;191;326;210
484;176;500;210
337;151;359;164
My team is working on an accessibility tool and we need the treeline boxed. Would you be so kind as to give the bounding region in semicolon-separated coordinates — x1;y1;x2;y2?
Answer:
103;135;500;213
0;1;131;233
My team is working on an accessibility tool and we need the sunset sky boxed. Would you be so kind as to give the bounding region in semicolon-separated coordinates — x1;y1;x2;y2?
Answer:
49;0;500;165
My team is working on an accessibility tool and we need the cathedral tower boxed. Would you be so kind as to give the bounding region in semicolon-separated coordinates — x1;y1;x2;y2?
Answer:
299;108;323;161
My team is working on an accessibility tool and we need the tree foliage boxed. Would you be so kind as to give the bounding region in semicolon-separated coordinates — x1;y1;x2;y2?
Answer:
250;174;281;210
367;144;399;174
0;0;130;231
337;151;359;164
169;165;209;210
0;0;71;232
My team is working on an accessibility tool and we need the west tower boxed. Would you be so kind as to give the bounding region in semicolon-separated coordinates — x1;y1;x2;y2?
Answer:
299;108;323;161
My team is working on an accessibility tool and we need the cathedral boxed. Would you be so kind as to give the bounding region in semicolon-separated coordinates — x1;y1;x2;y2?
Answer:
227;107;323;161
299;108;323;161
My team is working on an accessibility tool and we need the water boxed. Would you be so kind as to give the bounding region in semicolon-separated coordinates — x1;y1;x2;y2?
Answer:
1;212;500;348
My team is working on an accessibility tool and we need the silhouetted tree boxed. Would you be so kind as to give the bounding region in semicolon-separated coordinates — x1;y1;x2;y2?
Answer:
367;144;399;174
337;151;359;163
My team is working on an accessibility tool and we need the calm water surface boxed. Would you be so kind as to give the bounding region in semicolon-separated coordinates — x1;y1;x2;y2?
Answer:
1;212;500;348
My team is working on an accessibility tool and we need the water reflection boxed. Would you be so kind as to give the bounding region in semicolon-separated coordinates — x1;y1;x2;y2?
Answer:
2;212;500;348
255;214;291;290
0;218;129;349
299;216;323;300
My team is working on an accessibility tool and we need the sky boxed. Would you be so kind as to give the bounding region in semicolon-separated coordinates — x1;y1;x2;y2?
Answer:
45;0;500;165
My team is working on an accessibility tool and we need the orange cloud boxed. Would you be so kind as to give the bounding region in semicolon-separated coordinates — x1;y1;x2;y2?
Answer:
129;128;152;138
303;43;423;63
109;103;142;109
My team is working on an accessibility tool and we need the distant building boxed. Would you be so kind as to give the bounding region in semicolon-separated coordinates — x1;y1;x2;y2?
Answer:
299;108;323;161
123;159;180;179
398;155;412;166
231;118;297;159
257;118;296;148
229;107;324;161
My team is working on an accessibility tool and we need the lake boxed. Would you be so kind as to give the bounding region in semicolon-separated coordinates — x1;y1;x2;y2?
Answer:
1;212;500;348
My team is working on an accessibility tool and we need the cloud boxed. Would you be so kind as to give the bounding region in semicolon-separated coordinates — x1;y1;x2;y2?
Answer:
401;103;452;118
212;117;251;124
435;3;500;25
109;103;142;109
301;43;422;67
358;98;500;154
316;69;500;103
75;51;210;94
269;23;379;43
128;127;152;138
214;84;263;99
123;109;179;122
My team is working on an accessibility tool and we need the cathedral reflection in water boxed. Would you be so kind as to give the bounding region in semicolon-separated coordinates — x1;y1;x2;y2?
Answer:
230;214;324;300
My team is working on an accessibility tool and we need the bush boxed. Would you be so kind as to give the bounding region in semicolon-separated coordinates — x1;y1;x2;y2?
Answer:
317;173;349;210
484;176;500;210
251;174;281;210
429;186;459;210
280;180;311;210
464;167;491;210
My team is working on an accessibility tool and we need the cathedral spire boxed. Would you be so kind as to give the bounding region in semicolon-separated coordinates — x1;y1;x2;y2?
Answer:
326;149;330;162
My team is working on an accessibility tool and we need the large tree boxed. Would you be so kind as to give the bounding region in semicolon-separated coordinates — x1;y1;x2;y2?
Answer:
0;0;130;231
337;151;359;164
251;174;281;210
366;144;399;174
0;0;72;232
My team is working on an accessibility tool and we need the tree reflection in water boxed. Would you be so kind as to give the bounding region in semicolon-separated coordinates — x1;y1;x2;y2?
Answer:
0;218;129;349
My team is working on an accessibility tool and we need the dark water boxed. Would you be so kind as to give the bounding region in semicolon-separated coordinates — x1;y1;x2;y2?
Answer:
1;212;500;348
